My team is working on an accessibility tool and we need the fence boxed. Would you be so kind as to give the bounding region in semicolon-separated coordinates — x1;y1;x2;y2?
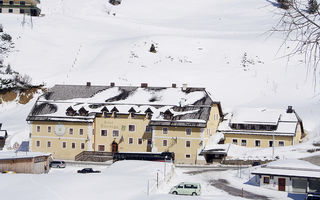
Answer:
147;161;175;195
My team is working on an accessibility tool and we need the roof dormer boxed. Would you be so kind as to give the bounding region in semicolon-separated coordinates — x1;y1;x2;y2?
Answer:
145;107;153;119
78;107;89;116
128;107;136;118
66;106;76;116
164;109;174;120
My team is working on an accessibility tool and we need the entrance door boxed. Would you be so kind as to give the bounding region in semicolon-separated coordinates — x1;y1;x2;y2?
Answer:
278;178;286;191
111;141;118;153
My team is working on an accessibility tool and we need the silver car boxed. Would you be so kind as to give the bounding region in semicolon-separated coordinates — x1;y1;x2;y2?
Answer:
49;161;66;168
170;182;201;196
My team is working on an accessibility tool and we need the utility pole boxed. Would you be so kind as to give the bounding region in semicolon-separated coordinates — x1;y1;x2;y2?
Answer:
22;13;26;27
272;134;275;159
30;14;33;29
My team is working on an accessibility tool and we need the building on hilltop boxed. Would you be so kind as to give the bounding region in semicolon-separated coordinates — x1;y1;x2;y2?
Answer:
218;106;304;148
26;83;223;164
0;0;41;16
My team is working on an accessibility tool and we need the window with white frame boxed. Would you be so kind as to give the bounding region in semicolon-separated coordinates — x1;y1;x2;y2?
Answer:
278;141;284;146
185;154;191;158
47;126;51;133
138;138;143;145
186;140;191;148
69;128;73;135
162;127;168;134
186;128;192;135
36;125;40;133
128;138;133;144
101;129;108;136
232;139;238;145
71;142;76;149
79;128;84;135
112;130;119;137
145;125;152;133
163;139;168;147
47;141;51;148
36;141;40;147
129;125;135;132
255;140;261;147
62;142;66;149
81;143;85;150
241;139;247;146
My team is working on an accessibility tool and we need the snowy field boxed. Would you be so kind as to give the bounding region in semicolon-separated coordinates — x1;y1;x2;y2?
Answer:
0;160;307;200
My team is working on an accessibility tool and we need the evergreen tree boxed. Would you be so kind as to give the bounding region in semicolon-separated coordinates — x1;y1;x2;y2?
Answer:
308;0;319;14
277;0;290;9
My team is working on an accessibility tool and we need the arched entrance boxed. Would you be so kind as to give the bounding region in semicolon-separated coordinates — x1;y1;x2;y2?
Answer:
111;141;118;153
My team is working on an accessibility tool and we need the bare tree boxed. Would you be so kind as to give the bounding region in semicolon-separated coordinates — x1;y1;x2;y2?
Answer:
272;0;320;84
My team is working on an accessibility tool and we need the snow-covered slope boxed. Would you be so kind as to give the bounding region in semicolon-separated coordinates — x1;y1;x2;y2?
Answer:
0;0;319;156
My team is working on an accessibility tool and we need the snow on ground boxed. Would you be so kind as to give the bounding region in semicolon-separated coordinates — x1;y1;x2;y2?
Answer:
0;0;320;158
1;160;303;200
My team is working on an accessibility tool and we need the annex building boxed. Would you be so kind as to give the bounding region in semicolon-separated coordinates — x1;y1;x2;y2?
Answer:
252;159;320;193
218;106;304;148
0;0;41;16
27;83;222;164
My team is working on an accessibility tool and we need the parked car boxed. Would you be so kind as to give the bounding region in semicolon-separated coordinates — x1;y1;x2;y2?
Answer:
169;182;201;196
252;161;261;166
49;161;66;168
77;168;101;174
306;192;320;200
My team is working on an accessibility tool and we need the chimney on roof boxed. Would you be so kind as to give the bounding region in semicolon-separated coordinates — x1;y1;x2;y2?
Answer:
141;83;148;88
110;82;115;87
172;83;177;88
287;106;293;113
182;83;187;91
86;82;91;87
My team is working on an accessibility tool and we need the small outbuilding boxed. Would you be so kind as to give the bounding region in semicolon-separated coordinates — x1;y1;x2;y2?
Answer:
0;123;8;150
251;159;320;193
0;151;51;174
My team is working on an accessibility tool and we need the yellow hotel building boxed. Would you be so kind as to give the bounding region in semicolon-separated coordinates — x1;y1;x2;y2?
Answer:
218;106;304;148
27;83;223;164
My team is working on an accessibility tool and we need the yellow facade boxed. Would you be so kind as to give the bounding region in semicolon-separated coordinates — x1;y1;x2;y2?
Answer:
94;114;152;153
153;126;202;164
224;124;303;148
30;121;92;160
30;104;222;164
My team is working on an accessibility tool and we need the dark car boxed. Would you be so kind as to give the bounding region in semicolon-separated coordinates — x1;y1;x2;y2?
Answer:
77;168;101;174
306;192;320;200
49;161;66;168
252;161;261;166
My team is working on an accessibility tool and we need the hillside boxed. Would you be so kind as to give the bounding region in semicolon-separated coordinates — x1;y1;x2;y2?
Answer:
0;0;319;158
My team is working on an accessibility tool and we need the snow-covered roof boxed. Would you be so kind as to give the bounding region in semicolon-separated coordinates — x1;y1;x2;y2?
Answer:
252;159;320;179
0;151;51;161
27;84;221;127
218;107;302;136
